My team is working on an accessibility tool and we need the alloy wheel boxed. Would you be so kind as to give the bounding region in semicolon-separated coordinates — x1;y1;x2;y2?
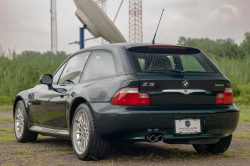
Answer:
73;110;90;155
15;105;24;139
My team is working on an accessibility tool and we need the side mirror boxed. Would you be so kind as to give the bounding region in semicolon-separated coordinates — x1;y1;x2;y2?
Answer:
40;74;53;86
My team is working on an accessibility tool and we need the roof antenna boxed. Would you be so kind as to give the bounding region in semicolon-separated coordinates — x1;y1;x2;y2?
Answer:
152;9;164;45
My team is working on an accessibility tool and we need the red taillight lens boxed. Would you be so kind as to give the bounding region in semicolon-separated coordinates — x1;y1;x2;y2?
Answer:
216;87;233;105
148;46;185;49
111;87;150;106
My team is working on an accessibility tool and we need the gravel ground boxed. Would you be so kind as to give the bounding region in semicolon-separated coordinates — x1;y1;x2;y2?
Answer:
0;109;250;166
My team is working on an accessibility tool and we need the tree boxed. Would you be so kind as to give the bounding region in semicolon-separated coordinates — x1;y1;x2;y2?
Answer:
177;36;242;58
240;32;250;55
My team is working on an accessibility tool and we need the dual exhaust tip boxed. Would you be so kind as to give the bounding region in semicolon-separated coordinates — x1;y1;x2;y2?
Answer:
146;134;164;143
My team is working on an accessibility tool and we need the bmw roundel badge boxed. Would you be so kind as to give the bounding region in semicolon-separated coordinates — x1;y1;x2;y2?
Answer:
182;80;189;88
185;120;191;127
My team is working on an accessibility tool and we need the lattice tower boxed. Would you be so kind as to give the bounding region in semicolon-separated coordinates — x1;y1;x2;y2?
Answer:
129;0;143;43
51;0;58;54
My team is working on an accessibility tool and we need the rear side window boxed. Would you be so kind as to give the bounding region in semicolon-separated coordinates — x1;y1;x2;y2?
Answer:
58;52;90;84
128;47;216;73
82;51;116;80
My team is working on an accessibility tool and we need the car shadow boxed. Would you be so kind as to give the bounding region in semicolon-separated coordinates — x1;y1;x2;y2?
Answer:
108;141;215;161
34;138;215;161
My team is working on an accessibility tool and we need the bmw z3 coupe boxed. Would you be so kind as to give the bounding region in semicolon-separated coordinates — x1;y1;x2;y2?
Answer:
13;43;239;160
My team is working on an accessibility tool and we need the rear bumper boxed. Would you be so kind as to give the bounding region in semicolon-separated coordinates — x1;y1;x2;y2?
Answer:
90;103;239;143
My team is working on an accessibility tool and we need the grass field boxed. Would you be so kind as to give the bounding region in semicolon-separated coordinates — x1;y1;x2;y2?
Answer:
0;50;67;105
237;105;250;123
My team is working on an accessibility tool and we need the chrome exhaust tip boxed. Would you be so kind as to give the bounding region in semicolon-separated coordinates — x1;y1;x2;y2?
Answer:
146;133;164;143
156;135;164;142
149;135;157;142
146;134;157;142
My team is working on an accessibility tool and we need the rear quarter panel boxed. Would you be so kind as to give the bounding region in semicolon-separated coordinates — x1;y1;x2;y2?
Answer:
66;74;140;128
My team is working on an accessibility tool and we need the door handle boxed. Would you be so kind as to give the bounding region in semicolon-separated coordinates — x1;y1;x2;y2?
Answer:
59;91;67;97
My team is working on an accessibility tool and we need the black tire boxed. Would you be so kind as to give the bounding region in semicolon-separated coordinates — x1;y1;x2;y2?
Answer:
192;144;209;154
71;103;111;161
14;100;38;143
193;135;232;154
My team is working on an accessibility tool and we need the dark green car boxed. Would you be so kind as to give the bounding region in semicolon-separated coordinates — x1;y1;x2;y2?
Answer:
13;43;239;160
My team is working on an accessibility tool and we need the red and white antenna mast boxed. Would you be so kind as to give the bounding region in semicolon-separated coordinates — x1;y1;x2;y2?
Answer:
129;0;143;43
51;0;58;54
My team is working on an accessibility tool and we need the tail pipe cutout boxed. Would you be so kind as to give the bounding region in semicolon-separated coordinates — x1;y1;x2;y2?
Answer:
146;133;164;143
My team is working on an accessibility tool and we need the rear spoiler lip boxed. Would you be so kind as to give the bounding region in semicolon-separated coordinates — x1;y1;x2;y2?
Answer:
127;45;201;54
127;45;200;50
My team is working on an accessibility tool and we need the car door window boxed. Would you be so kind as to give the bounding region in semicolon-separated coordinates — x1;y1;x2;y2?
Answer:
58;52;90;85
83;51;116;80
52;63;66;85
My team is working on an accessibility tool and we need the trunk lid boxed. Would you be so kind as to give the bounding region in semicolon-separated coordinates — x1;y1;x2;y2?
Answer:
128;46;230;105
138;73;228;105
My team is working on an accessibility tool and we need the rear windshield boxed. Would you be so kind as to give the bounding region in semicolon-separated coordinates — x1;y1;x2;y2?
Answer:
128;47;217;73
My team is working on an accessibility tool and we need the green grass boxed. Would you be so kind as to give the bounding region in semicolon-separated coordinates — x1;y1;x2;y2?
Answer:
234;133;250;139
0;105;12;111
0;132;16;141
52;147;72;151
239;110;250;122
0;128;13;132
236;104;250;122
10;148;34;155
0;118;14;124
33;146;72;152
229;147;250;160
0;49;68;105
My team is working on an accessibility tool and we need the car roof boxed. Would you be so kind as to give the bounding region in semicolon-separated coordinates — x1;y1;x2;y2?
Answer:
64;43;202;76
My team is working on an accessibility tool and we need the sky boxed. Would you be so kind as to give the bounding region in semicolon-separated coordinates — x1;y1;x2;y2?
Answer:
0;0;249;54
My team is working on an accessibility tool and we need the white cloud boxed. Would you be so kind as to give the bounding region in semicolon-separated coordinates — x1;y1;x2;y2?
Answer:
208;4;240;20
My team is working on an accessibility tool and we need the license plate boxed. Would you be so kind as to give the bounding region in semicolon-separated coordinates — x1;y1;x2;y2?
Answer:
175;119;201;134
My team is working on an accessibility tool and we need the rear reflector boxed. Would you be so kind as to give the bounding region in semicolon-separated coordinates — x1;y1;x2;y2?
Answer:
111;87;150;106
216;87;233;105
148;46;185;49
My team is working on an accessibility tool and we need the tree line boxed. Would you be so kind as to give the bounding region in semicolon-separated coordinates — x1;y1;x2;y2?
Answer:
178;32;250;58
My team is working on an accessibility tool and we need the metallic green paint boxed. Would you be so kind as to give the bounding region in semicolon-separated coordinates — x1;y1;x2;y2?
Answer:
90;103;239;141
13;43;239;143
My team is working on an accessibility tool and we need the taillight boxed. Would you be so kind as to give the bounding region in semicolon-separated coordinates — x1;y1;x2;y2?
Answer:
216;87;233;104
111;87;150;106
148;46;185;49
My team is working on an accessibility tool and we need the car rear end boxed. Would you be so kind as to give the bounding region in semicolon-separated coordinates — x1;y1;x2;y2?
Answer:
93;45;239;145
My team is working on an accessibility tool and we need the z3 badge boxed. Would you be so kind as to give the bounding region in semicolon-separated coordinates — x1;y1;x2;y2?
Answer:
142;82;155;87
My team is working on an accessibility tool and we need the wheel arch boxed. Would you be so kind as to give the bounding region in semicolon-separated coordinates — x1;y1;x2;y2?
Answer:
13;96;24;117
69;97;88;129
